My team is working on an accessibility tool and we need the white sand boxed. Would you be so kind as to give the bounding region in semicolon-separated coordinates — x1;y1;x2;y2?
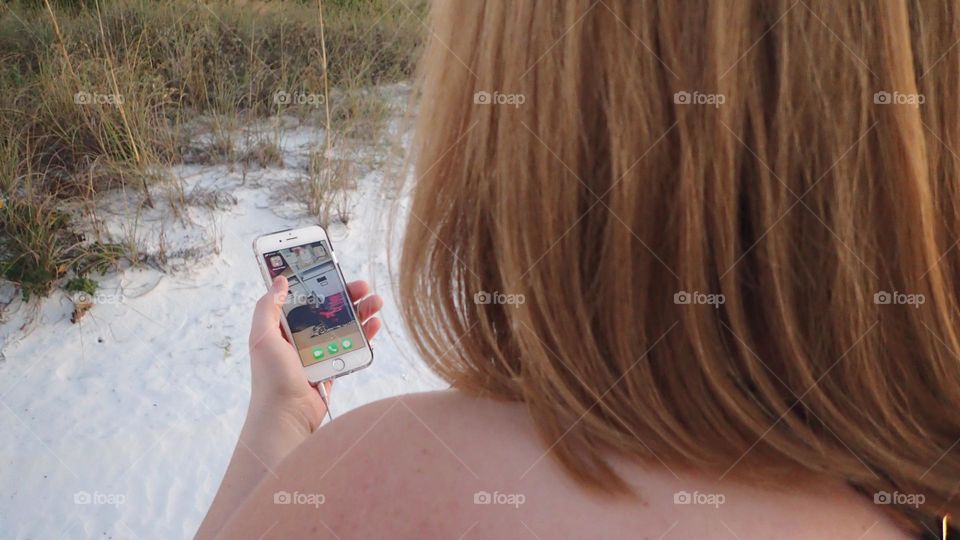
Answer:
0;105;446;538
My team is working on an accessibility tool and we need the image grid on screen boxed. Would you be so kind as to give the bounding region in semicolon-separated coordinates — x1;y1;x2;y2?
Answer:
263;240;364;367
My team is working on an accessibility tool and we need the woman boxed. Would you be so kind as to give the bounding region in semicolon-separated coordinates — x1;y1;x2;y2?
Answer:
199;1;959;538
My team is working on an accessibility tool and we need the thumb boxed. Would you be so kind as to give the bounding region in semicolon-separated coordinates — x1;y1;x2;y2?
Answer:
250;275;289;351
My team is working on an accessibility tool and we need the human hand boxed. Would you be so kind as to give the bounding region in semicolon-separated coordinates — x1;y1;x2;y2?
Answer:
247;275;383;434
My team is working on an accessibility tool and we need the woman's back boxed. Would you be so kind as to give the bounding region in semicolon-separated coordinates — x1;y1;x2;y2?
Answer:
217;390;914;539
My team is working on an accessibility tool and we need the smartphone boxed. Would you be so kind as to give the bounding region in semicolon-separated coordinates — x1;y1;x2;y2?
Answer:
253;226;373;383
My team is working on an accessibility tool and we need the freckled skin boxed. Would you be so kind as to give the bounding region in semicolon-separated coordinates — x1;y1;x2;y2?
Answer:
215;390;913;540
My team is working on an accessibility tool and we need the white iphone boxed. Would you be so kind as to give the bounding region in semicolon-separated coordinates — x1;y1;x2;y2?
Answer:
253;226;373;383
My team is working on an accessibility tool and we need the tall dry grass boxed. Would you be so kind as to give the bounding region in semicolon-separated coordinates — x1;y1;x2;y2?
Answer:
0;0;423;299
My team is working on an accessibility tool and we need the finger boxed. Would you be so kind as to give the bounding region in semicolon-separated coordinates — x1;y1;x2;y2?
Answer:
362;316;382;342
346;280;370;302
356;294;384;322
250;276;289;351
278;323;291;344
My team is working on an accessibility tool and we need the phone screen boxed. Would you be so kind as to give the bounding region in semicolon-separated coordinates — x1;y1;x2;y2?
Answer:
262;240;364;367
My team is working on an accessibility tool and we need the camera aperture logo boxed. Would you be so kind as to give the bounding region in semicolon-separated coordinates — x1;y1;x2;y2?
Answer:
74;490;125;507
473;490;526;508
673;490;725;508
873;91;924;107
273;490;325;508
673;90;725;108
674;290;725;308
474;290;525;307
474;90;526;108
873;490;924;508
873;290;924;308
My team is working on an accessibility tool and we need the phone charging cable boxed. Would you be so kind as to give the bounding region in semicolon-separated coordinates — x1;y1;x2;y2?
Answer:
317;381;335;425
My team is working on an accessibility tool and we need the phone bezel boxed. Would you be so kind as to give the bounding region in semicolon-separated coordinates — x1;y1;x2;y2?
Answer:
253;225;374;383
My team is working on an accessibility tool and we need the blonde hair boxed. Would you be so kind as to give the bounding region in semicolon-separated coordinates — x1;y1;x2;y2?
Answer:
399;0;960;532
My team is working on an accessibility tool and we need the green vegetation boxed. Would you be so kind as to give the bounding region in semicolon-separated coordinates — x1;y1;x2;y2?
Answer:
64;275;97;296
0;0;423;299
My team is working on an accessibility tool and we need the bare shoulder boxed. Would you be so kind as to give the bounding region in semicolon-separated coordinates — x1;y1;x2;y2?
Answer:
216;390;912;540
215;390;540;539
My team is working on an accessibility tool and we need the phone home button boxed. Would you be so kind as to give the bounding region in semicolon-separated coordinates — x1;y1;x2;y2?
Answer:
332;359;345;371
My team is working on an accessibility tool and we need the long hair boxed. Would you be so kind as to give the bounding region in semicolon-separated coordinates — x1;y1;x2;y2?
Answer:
399;1;960;532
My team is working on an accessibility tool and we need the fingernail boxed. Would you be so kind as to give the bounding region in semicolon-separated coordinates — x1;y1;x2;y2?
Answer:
271;276;284;292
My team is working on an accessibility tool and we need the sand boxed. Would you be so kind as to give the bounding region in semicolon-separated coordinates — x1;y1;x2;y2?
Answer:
0;106;445;538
